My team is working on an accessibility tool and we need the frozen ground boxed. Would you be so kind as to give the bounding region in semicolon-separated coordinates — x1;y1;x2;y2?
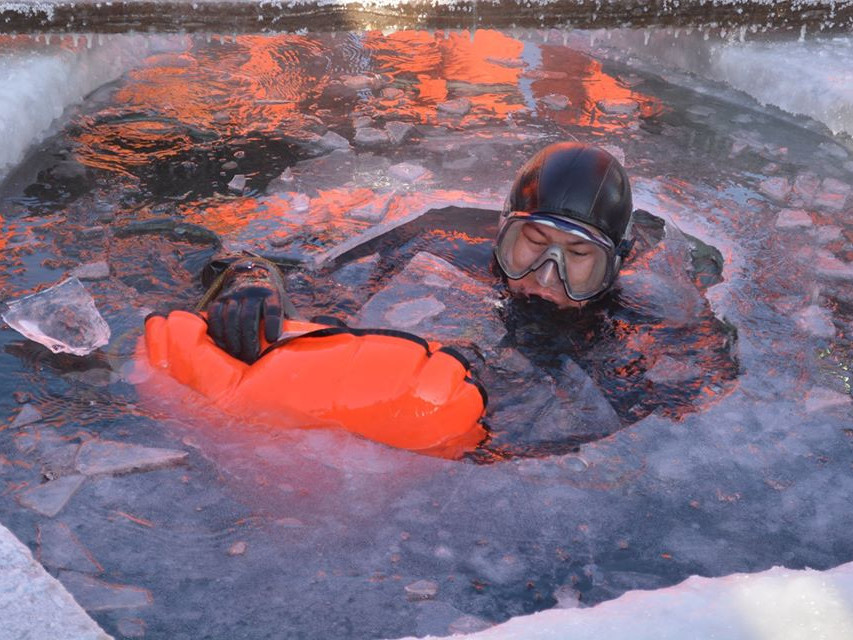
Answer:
0;26;851;640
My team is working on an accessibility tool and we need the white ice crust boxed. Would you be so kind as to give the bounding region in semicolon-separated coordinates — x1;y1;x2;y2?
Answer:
0;522;111;640
396;561;853;640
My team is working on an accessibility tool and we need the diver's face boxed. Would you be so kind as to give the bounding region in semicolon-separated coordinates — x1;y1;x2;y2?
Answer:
504;222;600;309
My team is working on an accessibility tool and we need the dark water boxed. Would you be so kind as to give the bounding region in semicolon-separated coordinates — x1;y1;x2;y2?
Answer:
0;30;851;639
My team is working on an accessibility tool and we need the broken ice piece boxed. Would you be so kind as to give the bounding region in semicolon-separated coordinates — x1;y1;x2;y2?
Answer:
1;278;111;356
541;94;569;110
596;98;638;115
59;572;152;611
75;440;188;476
10;403;43;428
389;162;428;182
38;521;103;574
437;98;471;116
386;121;413;145
70;261;110;281
228;541;248;556
227;174;247;194
354;128;389;146
776;209;812;228
405;579;439;600
318;131;350;151
17;475;86;517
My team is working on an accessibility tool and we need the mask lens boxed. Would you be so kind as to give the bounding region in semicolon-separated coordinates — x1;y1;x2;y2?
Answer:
496;217;613;300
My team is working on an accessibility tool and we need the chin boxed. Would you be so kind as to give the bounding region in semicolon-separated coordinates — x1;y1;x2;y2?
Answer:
507;282;586;310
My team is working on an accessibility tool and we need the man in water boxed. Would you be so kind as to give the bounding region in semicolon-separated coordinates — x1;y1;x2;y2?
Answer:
202;142;635;360
199;141;737;453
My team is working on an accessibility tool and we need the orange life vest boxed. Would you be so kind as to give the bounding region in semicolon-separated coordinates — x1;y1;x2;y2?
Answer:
136;311;487;459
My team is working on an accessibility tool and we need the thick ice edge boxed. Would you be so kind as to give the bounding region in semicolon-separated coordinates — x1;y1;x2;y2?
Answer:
0;34;186;180
0;522;111;640
395;561;853;640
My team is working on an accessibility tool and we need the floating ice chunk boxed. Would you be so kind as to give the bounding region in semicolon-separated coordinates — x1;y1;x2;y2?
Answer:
448;614;491;634
17;475;86;517
485;56;526;68
646;355;702;384
596;98;638;114
74;440;187;476
352;115;372;129
318;130;350;151
70;261;110;281
541;94;570;110
553;585;582;609
1;278;111;356
354;127;389;146
814;177;851;212
405;579;439;600
227;541;247;556
521;69;567;80
380;87;404;100
332;253;379;289
287;192;311;212
346;194;393;223
117;618;146;638
10;403;43;428
814;250;853;280
805;387;852;413
389;162;429;182
437;98;471;116
59;572;152;611
37;521;102;574
386;121;413;145
794;305;835;338
442;154;478;170
758;176;791;203
775;208;812;228
385;296;446;328
341;74;383;91
227;174;247;194
687;105;715;118
792;172;821;205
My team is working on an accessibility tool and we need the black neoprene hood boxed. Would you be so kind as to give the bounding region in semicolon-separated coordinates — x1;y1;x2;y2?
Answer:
505;142;633;247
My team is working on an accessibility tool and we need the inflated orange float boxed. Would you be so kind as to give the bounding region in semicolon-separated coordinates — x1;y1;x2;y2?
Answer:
136;310;487;459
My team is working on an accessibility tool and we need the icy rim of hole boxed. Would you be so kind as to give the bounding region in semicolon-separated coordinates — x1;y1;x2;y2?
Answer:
1;0;852;35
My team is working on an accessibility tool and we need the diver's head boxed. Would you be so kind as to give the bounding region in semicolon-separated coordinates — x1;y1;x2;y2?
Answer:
495;142;635;309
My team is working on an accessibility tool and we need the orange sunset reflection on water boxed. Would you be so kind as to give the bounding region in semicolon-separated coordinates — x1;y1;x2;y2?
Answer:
68;28;657;206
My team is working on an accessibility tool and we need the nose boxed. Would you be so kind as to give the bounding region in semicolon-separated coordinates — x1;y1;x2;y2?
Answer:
534;260;560;289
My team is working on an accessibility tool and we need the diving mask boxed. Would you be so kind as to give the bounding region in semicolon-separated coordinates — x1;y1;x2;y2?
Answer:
495;212;627;301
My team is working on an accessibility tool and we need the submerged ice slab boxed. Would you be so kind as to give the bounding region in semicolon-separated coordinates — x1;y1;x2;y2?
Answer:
400;561;853;640
1;278;110;356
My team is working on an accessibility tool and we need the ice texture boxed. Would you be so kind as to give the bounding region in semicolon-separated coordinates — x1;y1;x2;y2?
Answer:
1;278;111;356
